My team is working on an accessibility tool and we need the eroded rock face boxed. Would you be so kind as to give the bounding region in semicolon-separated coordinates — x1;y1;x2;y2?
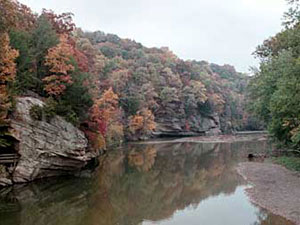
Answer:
154;101;221;137
9;97;98;183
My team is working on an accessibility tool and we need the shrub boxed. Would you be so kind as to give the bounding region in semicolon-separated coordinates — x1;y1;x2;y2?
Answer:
29;105;43;120
43;98;57;122
274;156;300;171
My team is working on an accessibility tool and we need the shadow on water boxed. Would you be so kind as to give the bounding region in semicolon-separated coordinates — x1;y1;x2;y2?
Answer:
0;139;295;225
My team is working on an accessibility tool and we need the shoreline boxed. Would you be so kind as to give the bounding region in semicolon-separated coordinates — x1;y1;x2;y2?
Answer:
132;133;268;145
237;162;300;225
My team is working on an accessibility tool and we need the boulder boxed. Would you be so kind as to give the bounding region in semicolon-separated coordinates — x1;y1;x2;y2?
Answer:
9;97;98;183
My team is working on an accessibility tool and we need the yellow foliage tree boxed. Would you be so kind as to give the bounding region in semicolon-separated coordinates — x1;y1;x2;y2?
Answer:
129;108;156;138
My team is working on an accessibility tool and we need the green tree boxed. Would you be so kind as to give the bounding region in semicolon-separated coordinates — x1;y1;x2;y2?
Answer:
31;14;58;94
9;30;36;91
248;0;300;149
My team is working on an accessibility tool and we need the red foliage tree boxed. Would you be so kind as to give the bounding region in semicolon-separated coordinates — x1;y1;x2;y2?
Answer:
85;88;120;150
42;9;75;35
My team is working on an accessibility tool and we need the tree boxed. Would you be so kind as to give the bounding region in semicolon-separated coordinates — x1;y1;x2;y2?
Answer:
110;69;131;93
42;10;75;35
128;108;156;139
0;0;36;32
0;1;255;146
56;72;93;124
0;0;17;31
31;14;59;93
9;30;36;91
85;88;122;149
247;0;300;149
182;80;207;116
0;32;19;148
43;34;74;96
208;93;225;114
0;33;19;121
160;87;180;105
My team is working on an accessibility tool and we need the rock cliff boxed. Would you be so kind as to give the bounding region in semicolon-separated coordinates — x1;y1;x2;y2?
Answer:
153;101;221;137
3;97;98;185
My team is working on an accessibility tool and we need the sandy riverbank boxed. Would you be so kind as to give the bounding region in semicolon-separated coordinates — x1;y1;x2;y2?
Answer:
237;162;300;225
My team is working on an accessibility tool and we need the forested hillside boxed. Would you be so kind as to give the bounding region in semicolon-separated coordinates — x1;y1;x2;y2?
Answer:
248;0;300;151
0;0;257;151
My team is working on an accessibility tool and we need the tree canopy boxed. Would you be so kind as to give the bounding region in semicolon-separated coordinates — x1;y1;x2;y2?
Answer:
0;0;256;150
248;0;300;150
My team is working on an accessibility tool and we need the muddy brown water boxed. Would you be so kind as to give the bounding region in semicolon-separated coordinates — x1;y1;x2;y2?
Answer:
0;137;295;225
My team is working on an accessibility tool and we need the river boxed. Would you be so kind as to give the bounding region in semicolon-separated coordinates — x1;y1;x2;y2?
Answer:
0;136;295;225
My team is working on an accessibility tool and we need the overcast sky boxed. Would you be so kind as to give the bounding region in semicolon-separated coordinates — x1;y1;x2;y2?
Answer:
18;0;288;72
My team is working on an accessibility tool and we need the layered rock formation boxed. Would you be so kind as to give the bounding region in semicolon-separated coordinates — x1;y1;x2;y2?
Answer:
2;97;98;185
154;101;221;137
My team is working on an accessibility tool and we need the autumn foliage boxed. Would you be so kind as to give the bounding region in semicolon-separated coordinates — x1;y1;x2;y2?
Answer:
0;33;19;121
128;108;156;139
42;9;75;35
43;34;74;96
0;0;256;151
85;88;123;149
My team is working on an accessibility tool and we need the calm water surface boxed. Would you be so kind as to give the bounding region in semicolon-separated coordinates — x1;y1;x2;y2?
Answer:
0;138;295;225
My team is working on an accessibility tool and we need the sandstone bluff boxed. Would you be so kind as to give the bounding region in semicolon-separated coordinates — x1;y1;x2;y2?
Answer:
0;97;98;186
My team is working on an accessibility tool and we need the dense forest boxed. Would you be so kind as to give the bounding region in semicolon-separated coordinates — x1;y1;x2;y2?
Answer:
248;0;300;152
0;0;259;152
1;1;300;223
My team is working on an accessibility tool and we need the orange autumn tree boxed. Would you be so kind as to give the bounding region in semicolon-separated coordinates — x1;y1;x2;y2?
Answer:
86;88;123;150
43;34;74;96
99;88;124;145
128;108;156;139
0;33;19;122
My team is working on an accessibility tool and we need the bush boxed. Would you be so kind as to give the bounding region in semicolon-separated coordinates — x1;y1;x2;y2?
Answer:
43;98;57;122
274;156;300;171
29;105;43;120
65;111;79;125
29;99;58;122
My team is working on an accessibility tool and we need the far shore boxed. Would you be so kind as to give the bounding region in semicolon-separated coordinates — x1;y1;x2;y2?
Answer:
133;132;268;145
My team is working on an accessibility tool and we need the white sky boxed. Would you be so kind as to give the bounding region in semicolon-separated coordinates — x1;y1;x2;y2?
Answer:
18;0;288;72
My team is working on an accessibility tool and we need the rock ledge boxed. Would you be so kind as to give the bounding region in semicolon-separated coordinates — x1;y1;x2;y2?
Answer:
6;97;98;184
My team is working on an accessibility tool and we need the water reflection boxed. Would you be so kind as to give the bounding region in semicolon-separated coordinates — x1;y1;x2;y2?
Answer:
0;140;295;225
128;146;157;172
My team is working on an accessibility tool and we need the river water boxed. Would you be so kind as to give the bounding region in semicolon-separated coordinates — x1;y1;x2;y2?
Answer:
0;137;295;225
